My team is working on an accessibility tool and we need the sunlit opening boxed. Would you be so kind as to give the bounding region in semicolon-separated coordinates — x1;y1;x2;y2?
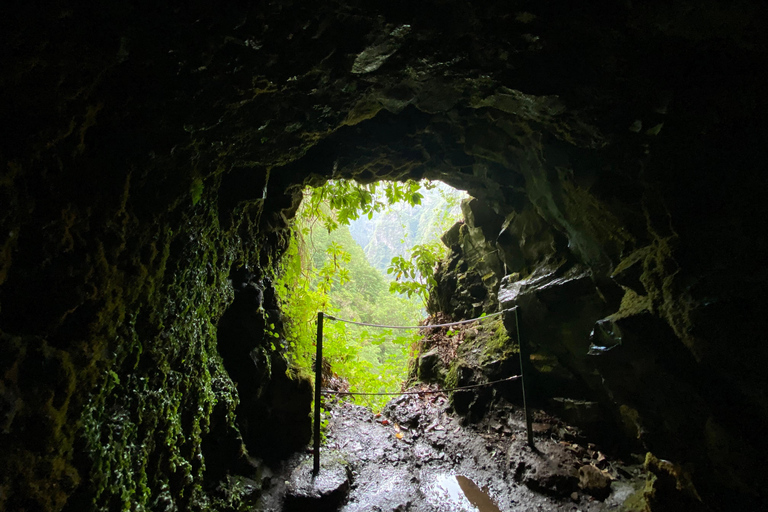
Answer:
276;179;468;409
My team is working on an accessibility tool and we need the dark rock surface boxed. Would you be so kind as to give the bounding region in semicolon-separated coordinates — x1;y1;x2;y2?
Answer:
283;451;351;512
259;391;648;511
429;198;505;318
578;464;612;500
1;1;767;510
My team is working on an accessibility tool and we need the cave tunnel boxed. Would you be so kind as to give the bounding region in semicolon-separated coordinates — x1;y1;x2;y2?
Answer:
1;2;767;511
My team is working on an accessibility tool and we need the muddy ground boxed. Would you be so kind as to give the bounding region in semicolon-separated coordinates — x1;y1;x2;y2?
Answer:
256;383;650;512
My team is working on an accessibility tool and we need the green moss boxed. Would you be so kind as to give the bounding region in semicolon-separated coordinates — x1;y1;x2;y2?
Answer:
0;156;272;510
190;178;204;206
480;317;517;362
342;98;382;126
439;317;518;391
618;453;705;512
445;361;460;390
59;188;258;511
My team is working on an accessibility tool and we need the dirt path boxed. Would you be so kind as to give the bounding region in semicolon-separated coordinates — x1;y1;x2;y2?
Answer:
258;388;646;511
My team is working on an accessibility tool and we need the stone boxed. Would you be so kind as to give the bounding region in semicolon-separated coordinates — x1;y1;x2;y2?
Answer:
578;464;612;499
550;398;603;427
418;347;441;382
587;317;623;354
284;451;352;512
351;24;411;74
441;221;463;249
522;447;580;498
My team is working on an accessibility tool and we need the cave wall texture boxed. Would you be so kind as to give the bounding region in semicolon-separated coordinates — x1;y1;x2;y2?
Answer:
1;1;767;511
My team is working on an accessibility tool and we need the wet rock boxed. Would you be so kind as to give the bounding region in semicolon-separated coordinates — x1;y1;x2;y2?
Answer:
578;464;612;499
262;396;652;511
382;394;426;429
550;397;603;428
441;221;463;248
284;452;351;512
610;247;650;296
429;198;505;317
524;468;578;498
351;24;411;75
588;317;623;355
418;347;441;382
522;449;579;498
624;452;707;512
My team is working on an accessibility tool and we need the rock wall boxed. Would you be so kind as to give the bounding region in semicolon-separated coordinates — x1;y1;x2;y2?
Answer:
1;1;767;510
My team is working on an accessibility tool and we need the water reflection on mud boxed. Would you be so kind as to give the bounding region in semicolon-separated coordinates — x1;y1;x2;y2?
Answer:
425;474;501;512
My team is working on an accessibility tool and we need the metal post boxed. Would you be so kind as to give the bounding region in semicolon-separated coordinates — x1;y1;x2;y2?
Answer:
313;312;324;476
514;307;535;448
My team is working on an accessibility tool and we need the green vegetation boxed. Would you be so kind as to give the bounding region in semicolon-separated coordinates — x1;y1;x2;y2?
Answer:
387;241;444;307
349;181;465;271
275;179;465;410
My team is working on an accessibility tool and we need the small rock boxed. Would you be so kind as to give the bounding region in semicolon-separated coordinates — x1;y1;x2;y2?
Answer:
284;452;351;512
418;348;441;382
524;459;579;498
578;464;612;500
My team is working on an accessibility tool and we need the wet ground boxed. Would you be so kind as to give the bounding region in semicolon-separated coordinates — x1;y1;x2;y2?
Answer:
257;386;647;511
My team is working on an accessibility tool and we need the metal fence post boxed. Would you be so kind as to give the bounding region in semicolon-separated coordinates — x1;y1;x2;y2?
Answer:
313;311;324;476
515;307;535;448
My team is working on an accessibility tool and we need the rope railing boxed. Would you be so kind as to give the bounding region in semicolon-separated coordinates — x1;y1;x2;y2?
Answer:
324;307;513;330
312;306;533;476
321;374;521;396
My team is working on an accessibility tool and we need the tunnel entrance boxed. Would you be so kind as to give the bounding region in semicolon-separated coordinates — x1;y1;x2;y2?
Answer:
276;179;467;410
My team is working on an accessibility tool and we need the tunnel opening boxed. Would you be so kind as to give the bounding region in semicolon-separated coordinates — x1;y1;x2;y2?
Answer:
277;179;468;409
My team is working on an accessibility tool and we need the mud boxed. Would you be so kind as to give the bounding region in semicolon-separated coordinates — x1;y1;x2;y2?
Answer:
258;386;648;511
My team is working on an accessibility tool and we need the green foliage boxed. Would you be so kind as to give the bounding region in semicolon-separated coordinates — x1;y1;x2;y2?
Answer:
387;240;445;306
349;181;466;274
302;179;426;232
276;178;467;411
322;321;419;411
276;180;431;411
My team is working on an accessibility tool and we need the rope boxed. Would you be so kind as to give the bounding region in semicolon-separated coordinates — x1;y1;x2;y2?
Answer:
324;307;516;330
321;374;521;396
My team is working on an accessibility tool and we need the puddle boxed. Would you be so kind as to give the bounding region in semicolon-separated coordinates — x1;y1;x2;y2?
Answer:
425;474;502;512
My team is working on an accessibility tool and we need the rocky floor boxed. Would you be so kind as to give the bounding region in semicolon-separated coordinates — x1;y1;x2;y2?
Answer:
257;386;648;512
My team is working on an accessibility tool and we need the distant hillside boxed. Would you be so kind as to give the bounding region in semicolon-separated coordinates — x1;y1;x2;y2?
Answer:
348;182;466;274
